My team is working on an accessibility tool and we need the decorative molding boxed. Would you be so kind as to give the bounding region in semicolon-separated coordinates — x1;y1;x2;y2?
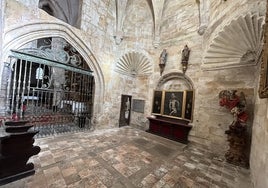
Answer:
156;72;194;90
202;13;265;70
115;51;152;77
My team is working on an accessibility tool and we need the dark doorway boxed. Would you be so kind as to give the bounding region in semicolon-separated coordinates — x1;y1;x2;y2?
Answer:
119;95;132;127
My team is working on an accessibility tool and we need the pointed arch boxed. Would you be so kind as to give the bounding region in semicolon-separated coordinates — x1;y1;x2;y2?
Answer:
2;22;105;114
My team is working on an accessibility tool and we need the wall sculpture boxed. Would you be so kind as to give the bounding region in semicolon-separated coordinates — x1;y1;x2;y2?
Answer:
181;45;190;74
219;90;249;168
159;49;167;76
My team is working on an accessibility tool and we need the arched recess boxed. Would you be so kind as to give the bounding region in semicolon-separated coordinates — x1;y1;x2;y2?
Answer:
202;13;265;70
156;72;194;90
2;22;105;115
153;72;195;122
115;50;153;77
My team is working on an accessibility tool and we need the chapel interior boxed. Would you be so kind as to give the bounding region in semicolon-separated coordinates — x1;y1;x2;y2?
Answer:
0;0;268;187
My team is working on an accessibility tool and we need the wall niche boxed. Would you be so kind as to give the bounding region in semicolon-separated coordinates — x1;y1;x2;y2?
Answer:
147;72;194;144
156;72;193;91
154;72;195;122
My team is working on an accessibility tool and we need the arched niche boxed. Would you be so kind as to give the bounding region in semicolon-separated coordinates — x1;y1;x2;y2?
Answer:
156;72;194;91
148;72;194;143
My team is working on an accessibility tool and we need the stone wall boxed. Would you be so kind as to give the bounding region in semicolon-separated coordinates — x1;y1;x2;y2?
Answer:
151;0;264;158
250;0;268;187
1;3;268;186
190;67;256;154
251;90;268;188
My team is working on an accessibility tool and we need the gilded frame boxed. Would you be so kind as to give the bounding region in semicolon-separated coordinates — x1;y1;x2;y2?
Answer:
151;90;194;121
162;91;184;119
183;90;194;121
259;3;268;98
151;90;163;115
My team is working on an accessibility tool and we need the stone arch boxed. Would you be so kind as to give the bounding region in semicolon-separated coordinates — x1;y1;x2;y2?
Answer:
2;22;105;115
156;72;194;90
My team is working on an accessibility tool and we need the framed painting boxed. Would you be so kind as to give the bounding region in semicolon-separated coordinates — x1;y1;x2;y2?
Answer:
183;90;194;121
163;91;184;119
152;90;163;115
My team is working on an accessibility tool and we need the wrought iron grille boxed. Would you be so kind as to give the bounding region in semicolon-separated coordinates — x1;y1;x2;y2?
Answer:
3;49;94;137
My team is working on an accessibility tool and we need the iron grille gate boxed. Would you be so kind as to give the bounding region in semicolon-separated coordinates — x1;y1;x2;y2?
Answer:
4;50;94;137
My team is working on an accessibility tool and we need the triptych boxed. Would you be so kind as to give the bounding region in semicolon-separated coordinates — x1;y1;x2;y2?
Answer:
152;90;194;121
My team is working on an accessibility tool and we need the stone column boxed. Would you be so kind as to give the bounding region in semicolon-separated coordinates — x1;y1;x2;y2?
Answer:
51;38;67;107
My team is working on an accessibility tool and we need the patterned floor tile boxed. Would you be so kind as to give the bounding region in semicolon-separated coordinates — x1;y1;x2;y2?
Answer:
2;127;252;188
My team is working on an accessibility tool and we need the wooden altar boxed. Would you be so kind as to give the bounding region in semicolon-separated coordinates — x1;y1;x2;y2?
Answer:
147;116;192;144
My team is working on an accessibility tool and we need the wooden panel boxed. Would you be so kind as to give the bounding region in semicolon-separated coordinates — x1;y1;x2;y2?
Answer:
147;116;192;144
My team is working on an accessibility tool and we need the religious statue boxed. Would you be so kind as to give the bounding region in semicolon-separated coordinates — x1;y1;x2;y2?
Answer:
219;90;248;126
181;45;190;74
219;90;249;168
159;49;167;76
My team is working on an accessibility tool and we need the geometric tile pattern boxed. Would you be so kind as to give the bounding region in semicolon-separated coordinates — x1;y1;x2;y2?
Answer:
3;127;252;188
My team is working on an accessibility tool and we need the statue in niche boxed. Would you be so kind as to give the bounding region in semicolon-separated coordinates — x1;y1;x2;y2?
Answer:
159;49;167;76
219;90;249;168
181;45;190;74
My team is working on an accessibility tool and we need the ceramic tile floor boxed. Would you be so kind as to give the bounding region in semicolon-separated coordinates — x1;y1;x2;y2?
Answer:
3;127;252;188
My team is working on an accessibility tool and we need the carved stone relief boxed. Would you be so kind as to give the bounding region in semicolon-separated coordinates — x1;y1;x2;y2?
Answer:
115;50;152;77
203;13;265;70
